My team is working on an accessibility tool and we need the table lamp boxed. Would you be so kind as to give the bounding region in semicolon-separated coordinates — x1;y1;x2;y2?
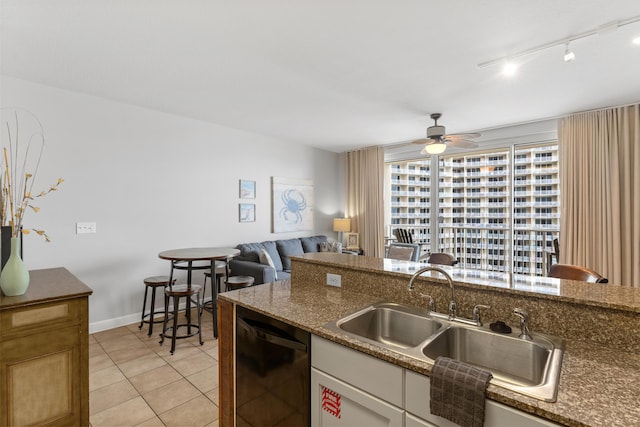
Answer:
333;218;351;245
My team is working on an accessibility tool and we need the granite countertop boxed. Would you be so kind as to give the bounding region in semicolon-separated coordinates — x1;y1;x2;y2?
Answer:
220;278;640;427
297;253;640;313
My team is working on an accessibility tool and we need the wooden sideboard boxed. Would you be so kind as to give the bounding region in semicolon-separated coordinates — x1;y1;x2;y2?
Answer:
0;268;93;426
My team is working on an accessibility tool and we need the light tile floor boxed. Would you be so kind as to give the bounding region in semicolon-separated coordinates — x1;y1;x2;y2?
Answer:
89;310;219;427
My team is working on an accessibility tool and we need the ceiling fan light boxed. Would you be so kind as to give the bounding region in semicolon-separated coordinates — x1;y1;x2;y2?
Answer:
423;142;447;155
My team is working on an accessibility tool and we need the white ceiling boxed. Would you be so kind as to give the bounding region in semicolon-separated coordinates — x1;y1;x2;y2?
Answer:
2;0;640;153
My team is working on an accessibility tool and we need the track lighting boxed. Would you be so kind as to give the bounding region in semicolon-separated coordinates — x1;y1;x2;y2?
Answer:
478;15;640;70
502;62;518;76
563;43;575;62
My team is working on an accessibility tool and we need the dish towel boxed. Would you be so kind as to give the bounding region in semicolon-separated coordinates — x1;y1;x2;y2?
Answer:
430;356;493;427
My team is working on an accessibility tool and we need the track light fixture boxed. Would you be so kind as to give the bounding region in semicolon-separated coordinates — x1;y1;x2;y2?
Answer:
563;43;575;62
478;15;640;69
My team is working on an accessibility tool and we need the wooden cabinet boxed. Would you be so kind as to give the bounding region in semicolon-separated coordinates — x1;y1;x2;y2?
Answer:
0;268;92;427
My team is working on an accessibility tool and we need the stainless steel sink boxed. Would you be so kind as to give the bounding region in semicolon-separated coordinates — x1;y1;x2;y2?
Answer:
421;325;564;402
324;302;565;402
327;302;444;349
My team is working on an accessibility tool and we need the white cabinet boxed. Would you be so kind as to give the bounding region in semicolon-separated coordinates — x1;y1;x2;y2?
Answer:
406;413;438;427
312;335;561;427
406;370;561;427
312;334;403;406
311;368;404;427
311;336;404;426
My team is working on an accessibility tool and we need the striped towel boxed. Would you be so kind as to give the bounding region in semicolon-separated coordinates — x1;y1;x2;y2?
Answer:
430;356;493;427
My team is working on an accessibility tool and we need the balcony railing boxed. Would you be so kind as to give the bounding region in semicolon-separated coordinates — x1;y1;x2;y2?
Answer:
396;225;560;277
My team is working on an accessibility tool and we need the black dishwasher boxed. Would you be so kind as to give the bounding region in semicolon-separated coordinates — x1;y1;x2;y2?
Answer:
235;305;310;427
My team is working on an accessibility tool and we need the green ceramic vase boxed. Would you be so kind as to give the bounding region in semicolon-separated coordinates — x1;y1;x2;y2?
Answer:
0;237;30;296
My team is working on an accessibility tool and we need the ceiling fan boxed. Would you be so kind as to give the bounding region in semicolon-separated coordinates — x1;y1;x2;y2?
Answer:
412;113;481;155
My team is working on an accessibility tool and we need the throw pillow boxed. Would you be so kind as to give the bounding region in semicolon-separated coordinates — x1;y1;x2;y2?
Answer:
259;249;276;271
319;242;342;253
261;241;283;271
276;239;305;271
300;235;328;252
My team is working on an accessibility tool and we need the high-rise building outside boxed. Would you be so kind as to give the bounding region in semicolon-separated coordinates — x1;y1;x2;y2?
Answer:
387;143;560;276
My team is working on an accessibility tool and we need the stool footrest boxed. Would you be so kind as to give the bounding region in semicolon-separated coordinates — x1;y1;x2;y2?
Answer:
161;323;202;340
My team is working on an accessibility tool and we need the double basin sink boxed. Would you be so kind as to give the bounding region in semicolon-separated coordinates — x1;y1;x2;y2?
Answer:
324;302;564;402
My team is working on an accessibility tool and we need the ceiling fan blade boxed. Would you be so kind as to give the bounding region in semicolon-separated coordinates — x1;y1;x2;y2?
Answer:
446;138;478;148
444;132;481;140
411;138;436;145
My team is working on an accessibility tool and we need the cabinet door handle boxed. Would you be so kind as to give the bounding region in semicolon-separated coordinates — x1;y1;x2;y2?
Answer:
237;317;307;352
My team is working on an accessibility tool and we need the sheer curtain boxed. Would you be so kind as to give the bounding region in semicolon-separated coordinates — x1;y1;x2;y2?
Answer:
559;104;640;287
346;146;385;257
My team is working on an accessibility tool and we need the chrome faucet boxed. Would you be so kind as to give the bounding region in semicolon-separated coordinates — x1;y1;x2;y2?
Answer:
513;308;532;340
419;293;435;314
407;266;457;319
472;304;491;327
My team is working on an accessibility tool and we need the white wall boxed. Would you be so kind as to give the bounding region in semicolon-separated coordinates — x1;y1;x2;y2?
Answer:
1;76;344;331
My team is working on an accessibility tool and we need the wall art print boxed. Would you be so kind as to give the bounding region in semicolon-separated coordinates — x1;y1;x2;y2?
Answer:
239;179;256;199
271;177;313;233
239;203;255;223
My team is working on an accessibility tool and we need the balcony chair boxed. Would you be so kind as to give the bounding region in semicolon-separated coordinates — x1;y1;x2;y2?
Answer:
386;243;421;262
546;238;560;273
548;263;608;283
426;252;459;266
393;228;414;243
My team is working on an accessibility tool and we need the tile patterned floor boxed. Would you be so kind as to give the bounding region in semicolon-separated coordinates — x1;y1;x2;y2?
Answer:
89;310;219;427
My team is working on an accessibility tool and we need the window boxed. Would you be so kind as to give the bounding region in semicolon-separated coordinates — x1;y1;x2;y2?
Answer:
386;143;559;276
385;159;432;246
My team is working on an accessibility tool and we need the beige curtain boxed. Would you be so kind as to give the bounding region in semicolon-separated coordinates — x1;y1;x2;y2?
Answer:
559;104;640;287
346;146;385;257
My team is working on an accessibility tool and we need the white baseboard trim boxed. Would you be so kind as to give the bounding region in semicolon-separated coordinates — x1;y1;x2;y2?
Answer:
89;297;213;334
90;313;140;334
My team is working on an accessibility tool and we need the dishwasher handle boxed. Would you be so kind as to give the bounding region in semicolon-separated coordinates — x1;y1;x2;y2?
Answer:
237;317;308;353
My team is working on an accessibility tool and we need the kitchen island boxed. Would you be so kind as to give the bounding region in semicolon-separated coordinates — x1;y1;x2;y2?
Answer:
218;253;640;426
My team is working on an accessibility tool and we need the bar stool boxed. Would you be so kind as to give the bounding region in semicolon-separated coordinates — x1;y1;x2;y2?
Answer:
160;281;204;354
138;276;175;336
202;260;228;310
225;275;255;291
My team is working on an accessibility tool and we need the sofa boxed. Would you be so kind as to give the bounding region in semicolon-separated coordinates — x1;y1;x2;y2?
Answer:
229;235;329;285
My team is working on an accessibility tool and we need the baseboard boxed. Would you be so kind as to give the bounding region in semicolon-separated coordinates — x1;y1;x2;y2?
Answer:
90;313;140;334
89;297;213;334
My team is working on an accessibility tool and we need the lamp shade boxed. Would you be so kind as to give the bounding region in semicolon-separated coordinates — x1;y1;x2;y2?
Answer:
333;218;351;232
422;142;446;155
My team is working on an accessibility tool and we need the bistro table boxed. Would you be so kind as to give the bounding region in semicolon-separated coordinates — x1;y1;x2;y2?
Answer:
159;247;240;339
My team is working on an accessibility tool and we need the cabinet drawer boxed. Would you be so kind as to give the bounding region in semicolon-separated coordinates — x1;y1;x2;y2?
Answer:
0;298;86;338
311;368;404;427
312;335;403;407
405;370;561;427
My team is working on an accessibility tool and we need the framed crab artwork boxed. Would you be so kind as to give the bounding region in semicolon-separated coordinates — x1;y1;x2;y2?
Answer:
271;176;314;233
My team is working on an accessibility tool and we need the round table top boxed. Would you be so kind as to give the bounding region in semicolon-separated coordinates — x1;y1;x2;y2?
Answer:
158;247;240;261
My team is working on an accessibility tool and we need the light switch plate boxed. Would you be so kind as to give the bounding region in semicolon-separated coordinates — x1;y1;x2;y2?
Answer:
76;222;96;234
